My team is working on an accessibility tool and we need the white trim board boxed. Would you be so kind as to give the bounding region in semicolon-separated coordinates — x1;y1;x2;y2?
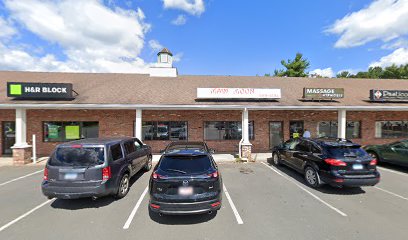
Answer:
0;103;408;111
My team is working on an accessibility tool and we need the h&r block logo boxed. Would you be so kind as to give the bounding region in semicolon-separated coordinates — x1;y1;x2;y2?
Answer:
9;84;22;96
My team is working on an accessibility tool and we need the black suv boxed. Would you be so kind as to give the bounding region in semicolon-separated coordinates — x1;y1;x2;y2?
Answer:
271;138;380;188
161;141;215;154
42;137;152;199
149;147;222;215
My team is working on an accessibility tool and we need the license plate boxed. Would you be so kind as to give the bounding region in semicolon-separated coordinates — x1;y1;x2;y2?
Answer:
64;173;78;180
352;164;363;170
178;186;193;196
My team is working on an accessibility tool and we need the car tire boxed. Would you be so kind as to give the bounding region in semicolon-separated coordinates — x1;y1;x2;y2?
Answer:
116;173;130;199
304;166;321;188
272;152;281;166
144;155;153;171
367;151;380;163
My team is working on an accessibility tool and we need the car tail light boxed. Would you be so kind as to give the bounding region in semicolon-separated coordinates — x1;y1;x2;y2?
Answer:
211;201;221;207
152;171;164;180
102;166;111;181
370;159;377;166
207;171;219;178
150;203;160;209
43;167;48;181
324;158;347;166
334;179;344;183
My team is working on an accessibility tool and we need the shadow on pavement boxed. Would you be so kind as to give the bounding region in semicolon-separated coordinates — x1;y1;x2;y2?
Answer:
50;170;147;210
148;208;217;225
264;161;366;195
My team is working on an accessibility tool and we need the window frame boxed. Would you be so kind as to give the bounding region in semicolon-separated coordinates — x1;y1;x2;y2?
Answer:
110;143;124;161
141;121;188;141
375;121;408;139
42;121;99;143
203;121;255;141
317;121;361;139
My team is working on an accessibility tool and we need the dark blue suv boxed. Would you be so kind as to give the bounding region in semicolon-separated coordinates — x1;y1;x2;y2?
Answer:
271;138;380;188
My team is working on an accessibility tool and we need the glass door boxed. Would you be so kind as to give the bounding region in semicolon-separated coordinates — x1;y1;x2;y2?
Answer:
2;122;16;155
269;122;283;149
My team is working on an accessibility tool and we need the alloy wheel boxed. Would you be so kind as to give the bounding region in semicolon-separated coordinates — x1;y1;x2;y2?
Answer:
305;168;317;185
120;176;129;195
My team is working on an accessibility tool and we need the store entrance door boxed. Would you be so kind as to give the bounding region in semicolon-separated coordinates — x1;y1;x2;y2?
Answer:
2;122;15;155
269;122;284;149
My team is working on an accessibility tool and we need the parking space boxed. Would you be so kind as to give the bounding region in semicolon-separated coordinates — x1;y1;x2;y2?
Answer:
1;161;408;240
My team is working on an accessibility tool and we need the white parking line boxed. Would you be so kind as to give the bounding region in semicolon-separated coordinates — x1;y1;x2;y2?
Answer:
0;198;54;233
0;170;43;187
123;186;148;230
378;166;408;177
223;184;244;224
375;186;408;201
261;162;347;217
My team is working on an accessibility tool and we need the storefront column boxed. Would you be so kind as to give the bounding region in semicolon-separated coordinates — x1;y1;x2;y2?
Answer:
11;108;32;165
135;108;142;140
337;109;347;139
241;108;253;161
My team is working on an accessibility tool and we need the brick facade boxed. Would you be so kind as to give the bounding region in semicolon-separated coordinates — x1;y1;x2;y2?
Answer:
1;109;408;157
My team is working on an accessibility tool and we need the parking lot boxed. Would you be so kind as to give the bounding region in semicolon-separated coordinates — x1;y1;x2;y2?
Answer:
0;159;408;240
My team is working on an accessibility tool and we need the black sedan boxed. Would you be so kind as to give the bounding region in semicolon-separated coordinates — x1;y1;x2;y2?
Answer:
271;138;380;188
149;149;222;215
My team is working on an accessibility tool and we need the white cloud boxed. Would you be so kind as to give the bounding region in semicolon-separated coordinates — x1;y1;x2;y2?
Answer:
327;0;408;48
0;16;17;39
370;47;408;67
171;14;187;25
309;68;334;78
173;52;183;62
148;39;163;52
1;0;151;73
162;0;205;16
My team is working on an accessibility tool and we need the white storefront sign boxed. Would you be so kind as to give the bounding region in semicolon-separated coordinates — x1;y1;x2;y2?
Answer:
197;88;281;99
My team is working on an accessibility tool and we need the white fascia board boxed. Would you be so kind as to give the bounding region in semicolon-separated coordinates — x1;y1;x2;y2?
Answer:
1;103;408;111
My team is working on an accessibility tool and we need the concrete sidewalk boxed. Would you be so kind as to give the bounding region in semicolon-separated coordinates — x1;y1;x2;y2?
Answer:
1;153;272;167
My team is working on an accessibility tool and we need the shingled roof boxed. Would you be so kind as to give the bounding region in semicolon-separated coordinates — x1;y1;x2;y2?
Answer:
0;71;407;108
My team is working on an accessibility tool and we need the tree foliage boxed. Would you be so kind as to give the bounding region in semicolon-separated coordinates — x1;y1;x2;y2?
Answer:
273;53;310;77
336;64;408;79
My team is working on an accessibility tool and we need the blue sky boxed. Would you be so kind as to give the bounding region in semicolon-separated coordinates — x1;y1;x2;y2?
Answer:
0;0;407;77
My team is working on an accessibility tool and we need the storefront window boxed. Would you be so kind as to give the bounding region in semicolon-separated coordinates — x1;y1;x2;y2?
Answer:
43;122;99;142
204;121;254;140
142;121;188;141
317;121;360;139
375;121;408;138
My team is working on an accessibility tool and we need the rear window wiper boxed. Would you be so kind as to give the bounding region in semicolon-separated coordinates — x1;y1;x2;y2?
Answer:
164;169;187;174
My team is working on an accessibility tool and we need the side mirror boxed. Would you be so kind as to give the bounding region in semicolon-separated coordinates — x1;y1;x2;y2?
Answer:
160;149;165;154
209;148;215;154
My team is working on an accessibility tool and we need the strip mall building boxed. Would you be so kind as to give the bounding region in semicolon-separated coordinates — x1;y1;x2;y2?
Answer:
1;49;408;164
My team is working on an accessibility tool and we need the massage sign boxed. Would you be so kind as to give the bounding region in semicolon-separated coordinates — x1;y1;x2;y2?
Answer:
7;82;74;100
303;88;344;100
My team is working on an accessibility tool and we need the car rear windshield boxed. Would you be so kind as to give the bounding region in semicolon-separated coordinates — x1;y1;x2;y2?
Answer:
327;146;368;158
159;155;212;174
49;147;105;167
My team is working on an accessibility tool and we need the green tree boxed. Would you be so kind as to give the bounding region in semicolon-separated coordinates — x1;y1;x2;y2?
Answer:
274;53;310;77
336;71;351;78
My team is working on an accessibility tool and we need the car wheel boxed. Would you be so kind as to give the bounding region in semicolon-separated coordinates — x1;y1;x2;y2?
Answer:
272;153;281;166
368;151;380;163
304;166;321;188
144;155;153;171
116;174;130;199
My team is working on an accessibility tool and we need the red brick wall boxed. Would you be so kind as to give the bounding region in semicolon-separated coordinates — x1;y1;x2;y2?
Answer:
142;110;242;153
0;109;16;156
26;110;134;157
1;109;408;157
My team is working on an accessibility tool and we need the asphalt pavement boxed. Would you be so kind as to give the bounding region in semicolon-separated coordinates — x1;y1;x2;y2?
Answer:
0;161;408;240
